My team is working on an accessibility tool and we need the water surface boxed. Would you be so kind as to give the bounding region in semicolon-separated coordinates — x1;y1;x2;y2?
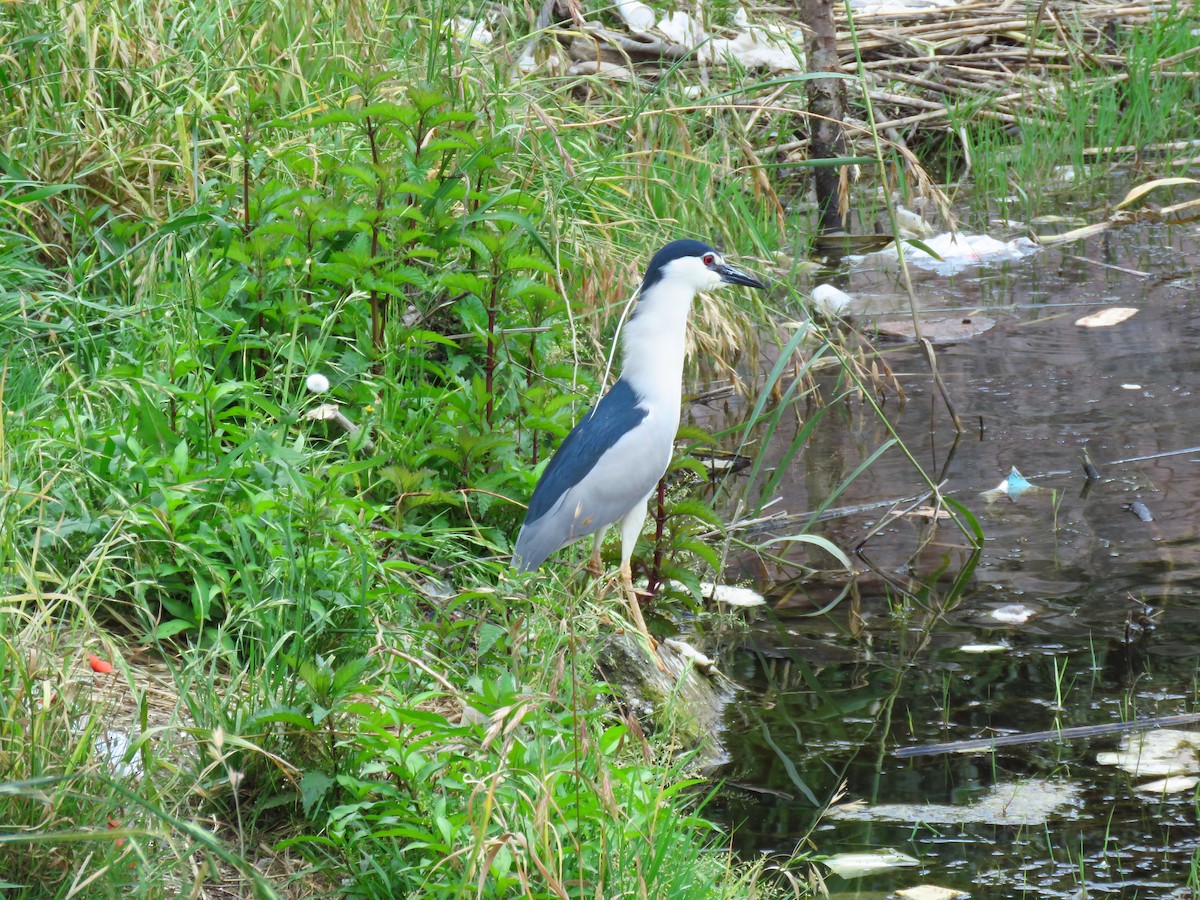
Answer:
703;221;1200;899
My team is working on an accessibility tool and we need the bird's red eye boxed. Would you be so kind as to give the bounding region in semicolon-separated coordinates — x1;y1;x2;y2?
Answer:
703;253;715;266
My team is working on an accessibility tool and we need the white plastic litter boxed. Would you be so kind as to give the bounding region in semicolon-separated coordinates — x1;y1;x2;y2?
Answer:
1097;730;1200;777
850;0;960;12
958;642;1009;654
568;60;636;81
896;887;969;900
1075;307;1138;328
697;7;803;71
96;729;142;779
700;582;766;607
822;849;920;878
657;11;708;48
894;204;936;238
1135;775;1199;795
988;604;1037;625
810;284;855;318
446;16;492;46
859;232;1039;275
615;0;656;33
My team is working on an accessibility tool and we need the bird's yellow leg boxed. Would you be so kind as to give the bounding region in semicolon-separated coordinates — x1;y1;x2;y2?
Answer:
587;531;605;575
619;562;666;672
618;560;655;649
618;502;666;671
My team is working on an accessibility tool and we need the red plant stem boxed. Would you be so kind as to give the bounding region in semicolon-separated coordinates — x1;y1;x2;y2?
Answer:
647;476;668;597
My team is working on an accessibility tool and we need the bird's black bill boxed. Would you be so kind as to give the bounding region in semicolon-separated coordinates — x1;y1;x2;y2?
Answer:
715;262;767;290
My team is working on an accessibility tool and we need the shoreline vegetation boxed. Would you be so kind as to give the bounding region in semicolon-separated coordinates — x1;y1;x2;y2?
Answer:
2;0;1197;896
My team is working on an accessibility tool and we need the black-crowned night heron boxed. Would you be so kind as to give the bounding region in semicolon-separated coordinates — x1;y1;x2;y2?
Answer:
512;239;766;650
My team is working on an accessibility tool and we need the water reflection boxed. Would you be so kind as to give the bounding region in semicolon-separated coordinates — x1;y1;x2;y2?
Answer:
701;223;1200;898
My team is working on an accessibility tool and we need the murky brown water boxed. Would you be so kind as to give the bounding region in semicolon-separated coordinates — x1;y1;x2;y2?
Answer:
700;221;1200;899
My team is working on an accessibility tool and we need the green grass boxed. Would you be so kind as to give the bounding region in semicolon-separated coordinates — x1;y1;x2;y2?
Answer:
6;0;1191;894
945;2;1200;219
0;0;814;895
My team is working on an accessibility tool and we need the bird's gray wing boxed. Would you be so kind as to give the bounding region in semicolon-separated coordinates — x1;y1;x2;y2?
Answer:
513;379;648;572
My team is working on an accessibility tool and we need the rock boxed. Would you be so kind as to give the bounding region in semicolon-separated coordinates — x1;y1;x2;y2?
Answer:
597;632;735;767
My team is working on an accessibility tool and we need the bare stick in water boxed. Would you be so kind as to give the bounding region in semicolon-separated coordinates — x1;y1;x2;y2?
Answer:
894;712;1200;759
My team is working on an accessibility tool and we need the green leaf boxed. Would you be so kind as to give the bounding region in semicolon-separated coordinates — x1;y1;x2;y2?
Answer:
245;706;318;731
476;622;506;657
300;771;335;815
667;498;723;528
154;619;195;639
6;183;78;203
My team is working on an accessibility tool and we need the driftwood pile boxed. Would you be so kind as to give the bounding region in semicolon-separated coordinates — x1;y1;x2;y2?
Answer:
542;0;1193;150
839;1;1194;136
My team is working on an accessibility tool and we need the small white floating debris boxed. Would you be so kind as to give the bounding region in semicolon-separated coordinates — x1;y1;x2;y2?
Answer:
893;204;936;238
1096;730;1200;777
983;466;1034;502
958;642;1009;654
1075;307;1138;328
810;283;855;318
821;849;919;879
1121;383;1143;390
1134;775;1199;795
896;886;969;900
902;506;951;520
661;638;718;675
699;582;766;608
988;604;1037;625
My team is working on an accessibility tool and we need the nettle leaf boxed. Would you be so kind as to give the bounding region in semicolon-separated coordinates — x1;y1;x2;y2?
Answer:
246;706;319;731
394;180;435;199
154;618;195;639
505;279;559;306
671;456;710;480
453;294;487;332
406;89;448;115
668;498;723;529
361;102;416;123
439;271;486;297
362;271;424;297
504;253;555;274
337;163;380;188
300;771;335;815
310;109;362;128
402;329;459;349
427;109;477;127
424;136;475;155
670;537;721;572
255;220;305;241
476;622;507;657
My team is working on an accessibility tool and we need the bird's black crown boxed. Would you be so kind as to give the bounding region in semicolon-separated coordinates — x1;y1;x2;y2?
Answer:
638;239;718;295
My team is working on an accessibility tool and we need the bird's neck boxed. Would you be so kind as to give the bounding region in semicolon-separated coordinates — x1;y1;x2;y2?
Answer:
619;280;695;410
